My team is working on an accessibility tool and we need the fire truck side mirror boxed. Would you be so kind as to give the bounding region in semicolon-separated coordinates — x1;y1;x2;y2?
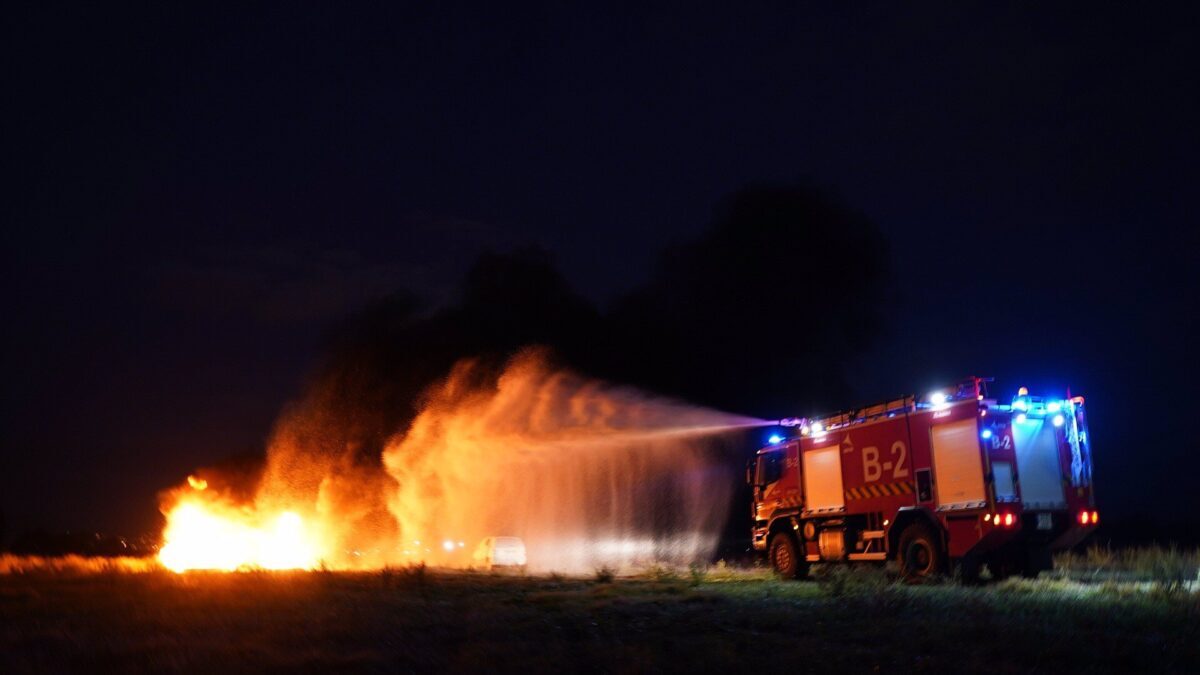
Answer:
745;460;756;486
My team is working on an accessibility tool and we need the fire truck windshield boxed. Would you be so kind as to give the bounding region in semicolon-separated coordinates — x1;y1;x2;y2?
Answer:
756;451;784;486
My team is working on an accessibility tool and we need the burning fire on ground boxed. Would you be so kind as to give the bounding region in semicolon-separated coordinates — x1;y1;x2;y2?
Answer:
156;350;766;573
158;499;318;572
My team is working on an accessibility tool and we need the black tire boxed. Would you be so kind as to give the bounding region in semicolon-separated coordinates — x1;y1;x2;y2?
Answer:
1022;545;1051;579
898;522;944;581
768;533;808;579
988;557;1016;581
959;555;983;586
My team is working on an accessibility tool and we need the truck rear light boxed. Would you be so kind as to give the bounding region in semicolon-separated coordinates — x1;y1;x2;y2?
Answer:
1090;510;1099;525
989;512;1016;528
1078;510;1099;526
985;513;1017;527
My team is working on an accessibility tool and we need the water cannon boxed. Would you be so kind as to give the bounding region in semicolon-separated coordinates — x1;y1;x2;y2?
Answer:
779;417;815;436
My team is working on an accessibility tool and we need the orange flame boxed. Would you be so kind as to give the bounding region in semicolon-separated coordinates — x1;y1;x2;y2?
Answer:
158;499;322;572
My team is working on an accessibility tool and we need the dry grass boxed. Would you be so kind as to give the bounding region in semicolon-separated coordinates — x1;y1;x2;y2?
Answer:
0;554;160;575
2;560;1197;674
1054;544;1200;587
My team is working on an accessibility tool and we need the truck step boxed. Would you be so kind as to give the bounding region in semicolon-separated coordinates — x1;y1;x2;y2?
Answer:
847;552;888;562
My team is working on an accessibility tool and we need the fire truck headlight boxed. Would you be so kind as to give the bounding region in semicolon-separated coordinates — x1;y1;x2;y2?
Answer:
981;428;993;440
1016;413;1028;424
929;391;947;406
1052;414;1064;427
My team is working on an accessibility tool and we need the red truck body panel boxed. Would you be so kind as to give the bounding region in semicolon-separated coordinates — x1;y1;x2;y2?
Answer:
751;380;1096;572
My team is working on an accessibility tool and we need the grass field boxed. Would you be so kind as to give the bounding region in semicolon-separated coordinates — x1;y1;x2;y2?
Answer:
2;556;1198;673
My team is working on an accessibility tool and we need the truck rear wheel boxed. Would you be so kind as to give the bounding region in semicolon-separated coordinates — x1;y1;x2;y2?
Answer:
898;523;944;581
988;556;1016;581
959;554;983;585
1022;545;1052;579
769;533;808;579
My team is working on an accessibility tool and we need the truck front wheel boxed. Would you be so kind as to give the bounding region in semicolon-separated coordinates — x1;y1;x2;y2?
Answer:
769;533;808;579
898;523;944;581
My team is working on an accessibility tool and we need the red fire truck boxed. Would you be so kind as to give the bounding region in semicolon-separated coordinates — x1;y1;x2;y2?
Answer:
750;378;1097;581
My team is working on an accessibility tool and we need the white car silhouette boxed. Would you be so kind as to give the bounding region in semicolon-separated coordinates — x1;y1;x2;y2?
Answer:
472;536;527;570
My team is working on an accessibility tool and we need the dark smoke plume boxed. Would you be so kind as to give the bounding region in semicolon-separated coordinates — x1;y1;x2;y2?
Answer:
246;184;890;555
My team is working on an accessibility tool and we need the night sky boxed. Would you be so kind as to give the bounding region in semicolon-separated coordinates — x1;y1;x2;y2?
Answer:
4;4;1198;539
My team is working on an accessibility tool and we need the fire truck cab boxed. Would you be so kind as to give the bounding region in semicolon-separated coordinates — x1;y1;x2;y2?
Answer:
750;378;1096;581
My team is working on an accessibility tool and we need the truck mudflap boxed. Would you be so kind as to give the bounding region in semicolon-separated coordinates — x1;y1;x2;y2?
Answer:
956;519;1022;560
1048;522;1093;552
963;511;1094;578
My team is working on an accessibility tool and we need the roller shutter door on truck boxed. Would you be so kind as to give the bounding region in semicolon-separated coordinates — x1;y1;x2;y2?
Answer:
1011;418;1067;509
803;444;845;513
930;418;987;509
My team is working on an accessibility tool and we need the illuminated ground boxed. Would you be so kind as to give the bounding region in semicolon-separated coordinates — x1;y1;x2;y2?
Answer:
1;566;1197;673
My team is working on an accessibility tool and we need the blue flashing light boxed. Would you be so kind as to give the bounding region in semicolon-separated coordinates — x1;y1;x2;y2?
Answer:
1046;401;1062;413
768;434;783;444
981;428;993;440
1016;413;1028;424
1052;414;1065;427
1012;399;1028;411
